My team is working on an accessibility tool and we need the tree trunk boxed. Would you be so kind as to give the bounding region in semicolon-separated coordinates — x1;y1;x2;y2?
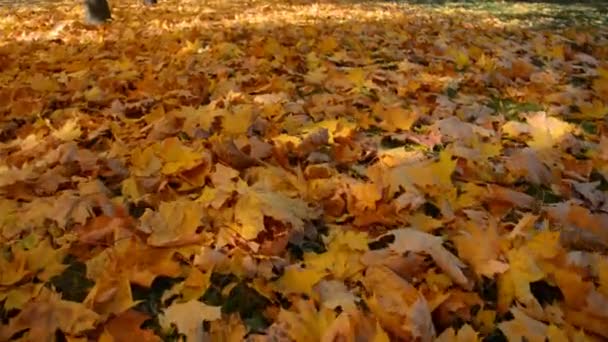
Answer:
144;0;157;5
84;0;112;25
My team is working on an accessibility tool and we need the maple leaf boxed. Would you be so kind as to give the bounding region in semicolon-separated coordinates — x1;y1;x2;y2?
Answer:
373;103;420;132
139;199;204;247
272;298;337;342
363;265;435;341
498;307;568;342
158;137;206;175
84;275;135;317
526;112;573;150
103;310;160;342
497;247;545;315
276;264;328;296
453;215;509;277
436;324;479;342
234;184;319;240
0;247;28;286
303;229;369;280
0;283;43;311
387;228;470;289
52;118;82;142
162;266;212;302
0;288;99;341
314;280;358;312
159;299;222;342
131;145;163;177
26;238;69;281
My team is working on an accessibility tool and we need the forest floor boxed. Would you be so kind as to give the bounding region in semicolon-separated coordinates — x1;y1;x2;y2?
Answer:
1;0;608;341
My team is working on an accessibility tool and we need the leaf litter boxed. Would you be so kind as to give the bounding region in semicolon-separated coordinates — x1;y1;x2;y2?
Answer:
1;0;608;340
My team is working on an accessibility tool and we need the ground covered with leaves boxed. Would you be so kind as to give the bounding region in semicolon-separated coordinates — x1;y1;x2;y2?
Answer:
1;0;608;340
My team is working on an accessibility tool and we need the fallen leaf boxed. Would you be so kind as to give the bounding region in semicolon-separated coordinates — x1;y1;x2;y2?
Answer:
159;300;221;342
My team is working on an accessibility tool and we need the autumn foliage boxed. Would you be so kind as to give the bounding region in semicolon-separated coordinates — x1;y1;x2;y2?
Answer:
1;0;608;340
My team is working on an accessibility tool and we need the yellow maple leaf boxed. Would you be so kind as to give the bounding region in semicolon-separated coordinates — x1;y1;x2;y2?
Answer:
159;137;204;175
526;112;573;149
389;228;469;288
499;309;544;342
216;42;243;59
162;267;212;303
436;324;479;342
121;177;143;200
275;298;337;342
2;288;99;342
347;67;367;93
222;104;254;135
209;314;247;342
384;149;456;201
593;72;608;97
576;99;607;120
52;118;82;141
314;280;358;312
374;103;420;132
363;265;435;341
178;40;201;55
84;86;104;102
373;322;391;342
84;276;134;317
159;300;221;342
455;182;487;210
448;48;470;69
234;185;319;240
319;36;338;54
303;229;369;280
418;149;456;189
177;105;226;133
407;212;443;232
277;264;328;296
131;145;162;177
453;219;509;277
0;283;43;311
502;248;544;315
305;67;328;85
25;238;68;281
546;325;569;342
0;248;28;286
553;268;591;308
474;309;496;334
525;230;562;259
140;199;203;247
497;272;515;314
29;73;60;92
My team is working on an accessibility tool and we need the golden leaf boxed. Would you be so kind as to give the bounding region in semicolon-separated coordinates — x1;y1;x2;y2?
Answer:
159;137;204;175
1;288;99;341
140;199;203;247
159;300;221;342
